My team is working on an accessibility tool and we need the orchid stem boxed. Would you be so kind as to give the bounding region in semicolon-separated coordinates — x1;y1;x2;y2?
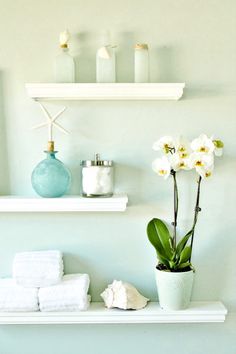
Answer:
190;176;202;261
172;170;178;248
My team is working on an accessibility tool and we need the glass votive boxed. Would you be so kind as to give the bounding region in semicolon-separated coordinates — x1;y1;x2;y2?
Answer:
80;154;113;197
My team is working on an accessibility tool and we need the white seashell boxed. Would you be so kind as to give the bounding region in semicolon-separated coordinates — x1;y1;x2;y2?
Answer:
101;280;149;310
59;30;70;46
97;46;111;59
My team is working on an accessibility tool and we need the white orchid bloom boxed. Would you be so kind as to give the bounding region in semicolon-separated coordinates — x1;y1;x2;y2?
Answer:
174;137;192;159
191;134;215;154
196;165;214;179
153;136;175;154
189;152;214;170
169;152;192;171
152;156;171;179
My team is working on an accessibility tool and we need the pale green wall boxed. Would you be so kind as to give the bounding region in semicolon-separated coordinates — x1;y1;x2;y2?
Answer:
0;0;235;353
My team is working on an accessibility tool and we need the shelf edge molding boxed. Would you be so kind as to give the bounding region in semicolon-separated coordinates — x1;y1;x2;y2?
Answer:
25;83;185;101
0;302;227;325
0;194;128;212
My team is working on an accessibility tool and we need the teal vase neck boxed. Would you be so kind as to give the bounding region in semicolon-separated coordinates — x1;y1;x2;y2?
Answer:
44;151;58;159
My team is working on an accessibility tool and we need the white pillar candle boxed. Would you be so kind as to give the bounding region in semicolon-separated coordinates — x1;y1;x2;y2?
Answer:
134;43;149;83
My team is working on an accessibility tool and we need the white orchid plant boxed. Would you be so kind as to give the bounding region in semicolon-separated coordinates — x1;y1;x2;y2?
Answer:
147;134;224;272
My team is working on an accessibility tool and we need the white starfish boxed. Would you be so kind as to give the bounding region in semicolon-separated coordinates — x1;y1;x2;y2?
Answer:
31;102;69;141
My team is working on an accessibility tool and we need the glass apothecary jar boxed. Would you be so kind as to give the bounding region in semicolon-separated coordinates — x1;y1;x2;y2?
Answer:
81;154;113;197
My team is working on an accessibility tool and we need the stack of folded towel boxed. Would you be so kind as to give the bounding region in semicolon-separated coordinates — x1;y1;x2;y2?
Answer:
39;274;90;311
0;279;39;312
13;250;64;288
0;250;90;312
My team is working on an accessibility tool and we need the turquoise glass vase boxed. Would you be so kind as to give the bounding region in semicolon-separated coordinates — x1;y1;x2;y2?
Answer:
31;146;71;198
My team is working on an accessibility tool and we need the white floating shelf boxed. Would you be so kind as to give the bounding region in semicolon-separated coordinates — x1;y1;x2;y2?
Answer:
0;194;128;212
0;302;227;325
25;83;185;101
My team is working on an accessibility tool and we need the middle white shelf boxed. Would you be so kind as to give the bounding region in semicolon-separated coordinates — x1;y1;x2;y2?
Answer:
0;194;128;212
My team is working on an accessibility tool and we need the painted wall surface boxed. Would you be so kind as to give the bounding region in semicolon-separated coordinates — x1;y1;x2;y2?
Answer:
0;0;235;353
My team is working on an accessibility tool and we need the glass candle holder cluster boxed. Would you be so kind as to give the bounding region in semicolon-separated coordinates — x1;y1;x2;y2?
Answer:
54;29;150;84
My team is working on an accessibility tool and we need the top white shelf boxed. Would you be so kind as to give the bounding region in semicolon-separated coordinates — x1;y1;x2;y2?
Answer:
25;83;185;101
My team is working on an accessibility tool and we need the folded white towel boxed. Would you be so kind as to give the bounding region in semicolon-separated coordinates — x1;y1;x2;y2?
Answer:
39;274;90;312
0;278;39;312
13;250;64;288
39;295;91;312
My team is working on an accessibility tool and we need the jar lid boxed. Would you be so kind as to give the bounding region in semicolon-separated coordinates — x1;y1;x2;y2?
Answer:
81;153;113;167
135;43;148;50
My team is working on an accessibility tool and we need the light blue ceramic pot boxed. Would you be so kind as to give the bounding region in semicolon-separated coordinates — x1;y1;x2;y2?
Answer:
155;268;194;310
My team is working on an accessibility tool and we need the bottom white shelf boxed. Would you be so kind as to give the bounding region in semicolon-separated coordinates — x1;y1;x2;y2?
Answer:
0;302;227;325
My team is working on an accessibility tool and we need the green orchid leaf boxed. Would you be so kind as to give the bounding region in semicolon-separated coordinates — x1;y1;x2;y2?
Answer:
147;218;173;259
178;262;192;270
179;246;192;264
169;260;178;270
156;251;171;268
176;229;193;257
